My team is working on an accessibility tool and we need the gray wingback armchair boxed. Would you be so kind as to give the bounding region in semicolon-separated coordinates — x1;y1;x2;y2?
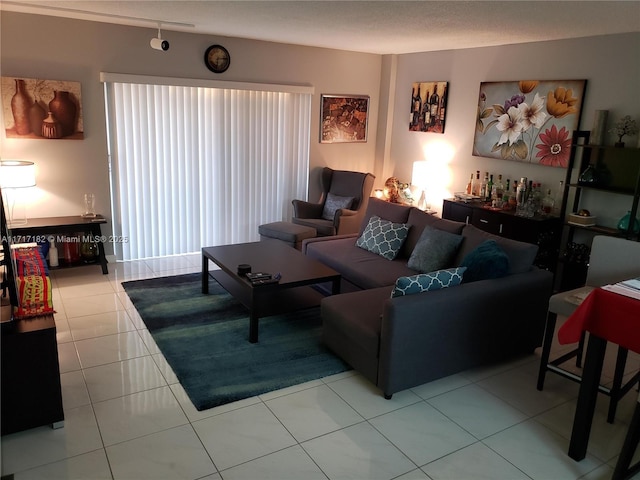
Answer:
292;167;375;236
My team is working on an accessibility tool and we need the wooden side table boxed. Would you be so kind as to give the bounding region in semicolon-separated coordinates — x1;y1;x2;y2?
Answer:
9;215;109;274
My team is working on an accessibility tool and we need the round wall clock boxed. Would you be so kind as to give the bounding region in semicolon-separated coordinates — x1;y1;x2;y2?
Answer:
204;44;231;73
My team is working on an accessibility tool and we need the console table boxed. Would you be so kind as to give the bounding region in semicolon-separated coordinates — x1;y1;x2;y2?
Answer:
9;216;109;274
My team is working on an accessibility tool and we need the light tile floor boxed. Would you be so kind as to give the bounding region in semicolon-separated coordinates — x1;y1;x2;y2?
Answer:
1;254;639;480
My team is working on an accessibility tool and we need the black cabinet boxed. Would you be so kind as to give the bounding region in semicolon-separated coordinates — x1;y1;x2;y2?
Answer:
1;315;65;435
442;199;561;271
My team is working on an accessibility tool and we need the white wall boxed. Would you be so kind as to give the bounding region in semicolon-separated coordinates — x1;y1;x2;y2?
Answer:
0;12;382;248
389;33;640;225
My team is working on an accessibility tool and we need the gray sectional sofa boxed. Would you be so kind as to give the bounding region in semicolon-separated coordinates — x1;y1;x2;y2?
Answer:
302;197;553;399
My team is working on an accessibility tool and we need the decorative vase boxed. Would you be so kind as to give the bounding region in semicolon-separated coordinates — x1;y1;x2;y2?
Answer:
80;241;98;263
617;211;640;234
29;100;47;137
591;110;608;145
48;90;77;137
578;164;598;185
615;142;625;148
11;79;32;135
42;111;62;139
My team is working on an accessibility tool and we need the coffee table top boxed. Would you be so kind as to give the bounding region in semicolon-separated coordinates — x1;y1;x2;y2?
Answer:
202;241;340;287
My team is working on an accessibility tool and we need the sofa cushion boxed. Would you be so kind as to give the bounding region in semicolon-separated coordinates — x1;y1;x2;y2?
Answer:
391;267;467;297
322;193;354;220
402;209;465;258
305;237;416;288
358;197;412;236
356;215;410;260
407;226;463;273
455;224;538;274
460;239;510;283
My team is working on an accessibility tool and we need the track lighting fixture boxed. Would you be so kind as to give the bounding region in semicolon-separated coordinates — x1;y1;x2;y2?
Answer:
150;24;169;51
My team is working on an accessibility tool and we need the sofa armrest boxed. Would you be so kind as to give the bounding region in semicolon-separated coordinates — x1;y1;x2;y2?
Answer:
378;268;553;395
292;199;323;219
301;233;358;254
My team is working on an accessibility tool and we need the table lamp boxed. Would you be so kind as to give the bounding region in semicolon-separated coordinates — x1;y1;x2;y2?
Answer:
411;161;429;211
0;160;36;226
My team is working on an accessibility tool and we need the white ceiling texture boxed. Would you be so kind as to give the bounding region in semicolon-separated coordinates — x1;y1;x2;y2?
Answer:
2;1;640;55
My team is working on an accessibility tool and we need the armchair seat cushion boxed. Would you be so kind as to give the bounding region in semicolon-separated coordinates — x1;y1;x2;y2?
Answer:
293;217;336;237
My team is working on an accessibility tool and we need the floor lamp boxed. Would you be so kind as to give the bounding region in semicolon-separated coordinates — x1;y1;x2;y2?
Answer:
0;161;36;227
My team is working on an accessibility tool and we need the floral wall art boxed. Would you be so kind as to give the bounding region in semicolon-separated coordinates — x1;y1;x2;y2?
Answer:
474;80;586;167
1;76;84;140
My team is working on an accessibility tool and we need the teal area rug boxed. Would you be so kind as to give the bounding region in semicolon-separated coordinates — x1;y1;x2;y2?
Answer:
122;273;350;411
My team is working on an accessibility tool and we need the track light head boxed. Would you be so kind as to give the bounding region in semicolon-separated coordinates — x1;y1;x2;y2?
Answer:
150;25;169;51
150;37;170;51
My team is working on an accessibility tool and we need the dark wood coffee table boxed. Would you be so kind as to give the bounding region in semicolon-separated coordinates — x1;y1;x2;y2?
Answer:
202;241;341;343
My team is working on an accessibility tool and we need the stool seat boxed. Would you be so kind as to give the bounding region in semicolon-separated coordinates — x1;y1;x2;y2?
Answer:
258;221;316;250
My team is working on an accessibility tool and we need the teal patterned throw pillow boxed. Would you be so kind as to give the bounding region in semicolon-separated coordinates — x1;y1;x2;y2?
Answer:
356;215;410;260
391;267;467;297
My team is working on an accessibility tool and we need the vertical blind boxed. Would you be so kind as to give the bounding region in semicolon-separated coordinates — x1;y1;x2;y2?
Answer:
102;75;312;260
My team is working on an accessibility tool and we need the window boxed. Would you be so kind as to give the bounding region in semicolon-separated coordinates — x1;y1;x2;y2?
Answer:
102;74;312;260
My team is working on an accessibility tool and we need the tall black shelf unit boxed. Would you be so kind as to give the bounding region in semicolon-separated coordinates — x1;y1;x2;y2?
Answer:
556;130;640;290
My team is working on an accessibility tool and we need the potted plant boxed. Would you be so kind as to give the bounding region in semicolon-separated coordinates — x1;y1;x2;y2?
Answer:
609;115;638;147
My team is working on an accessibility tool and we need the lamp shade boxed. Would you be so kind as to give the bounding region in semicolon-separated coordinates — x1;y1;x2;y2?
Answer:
0;161;36;188
411;161;428;189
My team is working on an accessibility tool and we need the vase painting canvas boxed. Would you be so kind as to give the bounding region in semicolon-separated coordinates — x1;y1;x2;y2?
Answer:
473;80;586;167
1;77;84;140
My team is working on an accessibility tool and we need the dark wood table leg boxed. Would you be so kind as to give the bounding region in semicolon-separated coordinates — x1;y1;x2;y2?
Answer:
568;333;607;461
96;238;108;274
249;310;259;343
331;277;341;295
201;253;209;294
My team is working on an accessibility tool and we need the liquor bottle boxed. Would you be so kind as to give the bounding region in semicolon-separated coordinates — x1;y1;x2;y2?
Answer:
553;181;564;216
466;173;473;195
516;177;527;206
429;88;440;127
472;170;481;196
480;172;488;200
487;174;494;202
495;174;504;200
541;188;555;215
502;178;510;206
509;181;518;209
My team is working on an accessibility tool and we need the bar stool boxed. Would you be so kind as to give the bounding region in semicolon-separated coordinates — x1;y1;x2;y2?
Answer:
612;391;640;480
537;236;640;423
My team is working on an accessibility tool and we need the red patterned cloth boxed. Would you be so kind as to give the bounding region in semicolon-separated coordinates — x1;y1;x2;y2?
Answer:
558;287;640;354
12;246;55;319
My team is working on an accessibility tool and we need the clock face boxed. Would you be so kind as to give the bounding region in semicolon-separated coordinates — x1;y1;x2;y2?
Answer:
204;45;230;73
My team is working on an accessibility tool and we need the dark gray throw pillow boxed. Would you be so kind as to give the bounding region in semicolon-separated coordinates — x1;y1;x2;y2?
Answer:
407;226;463;273
322;193;354;220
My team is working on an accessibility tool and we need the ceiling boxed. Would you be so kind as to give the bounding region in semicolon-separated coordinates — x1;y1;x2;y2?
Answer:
2;1;640;55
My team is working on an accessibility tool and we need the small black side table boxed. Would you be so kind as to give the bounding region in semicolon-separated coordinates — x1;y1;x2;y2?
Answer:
9;215;109;274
